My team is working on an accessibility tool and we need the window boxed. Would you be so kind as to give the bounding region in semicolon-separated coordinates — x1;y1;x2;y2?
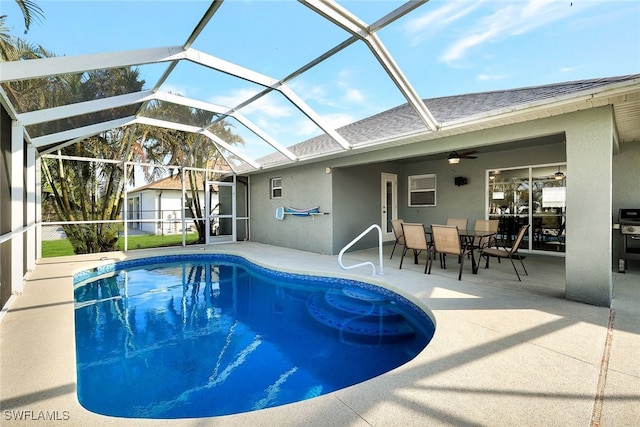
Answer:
408;174;436;206
270;177;282;199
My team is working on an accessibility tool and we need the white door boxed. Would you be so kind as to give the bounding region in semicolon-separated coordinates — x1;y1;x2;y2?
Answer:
381;173;398;242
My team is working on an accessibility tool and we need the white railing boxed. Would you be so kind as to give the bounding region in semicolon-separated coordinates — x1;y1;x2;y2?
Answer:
338;224;384;276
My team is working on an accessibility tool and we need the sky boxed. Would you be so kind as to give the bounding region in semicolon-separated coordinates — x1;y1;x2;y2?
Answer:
2;0;640;154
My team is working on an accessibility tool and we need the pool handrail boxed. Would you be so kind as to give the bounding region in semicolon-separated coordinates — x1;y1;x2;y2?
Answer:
338;224;384;276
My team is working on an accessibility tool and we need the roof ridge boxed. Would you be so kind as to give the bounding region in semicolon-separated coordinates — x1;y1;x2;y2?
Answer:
129;173;205;193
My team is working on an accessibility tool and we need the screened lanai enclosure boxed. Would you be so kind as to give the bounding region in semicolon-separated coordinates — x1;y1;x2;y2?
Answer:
1;1;459;308
2;1;640;310
0;1;441;255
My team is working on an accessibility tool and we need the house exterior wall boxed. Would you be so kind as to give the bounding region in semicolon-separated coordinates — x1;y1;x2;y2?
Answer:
130;189;207;235
136;190;158;234
249;163;333;254
398;144;567;226
158;192;193;234
332;162;403;254
248;107;627;307
564;107;614;306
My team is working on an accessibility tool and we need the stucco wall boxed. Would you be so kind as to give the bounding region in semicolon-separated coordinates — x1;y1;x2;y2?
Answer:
249;163;333;254
332;162;402;254
398;144;567;227
249;110;617;259
249;140;568;257
564;107;614;306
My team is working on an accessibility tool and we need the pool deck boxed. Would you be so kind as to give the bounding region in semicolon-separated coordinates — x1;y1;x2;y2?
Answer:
1;242;639;426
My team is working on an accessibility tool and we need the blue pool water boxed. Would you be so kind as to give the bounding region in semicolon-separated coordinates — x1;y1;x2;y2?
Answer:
73;254;435;419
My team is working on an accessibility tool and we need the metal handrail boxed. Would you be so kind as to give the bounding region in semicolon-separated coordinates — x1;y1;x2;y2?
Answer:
338;224;384;276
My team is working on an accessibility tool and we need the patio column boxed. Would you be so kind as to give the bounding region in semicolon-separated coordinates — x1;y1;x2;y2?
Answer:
26;144;37;271
11;121;24;294
564;107;613;307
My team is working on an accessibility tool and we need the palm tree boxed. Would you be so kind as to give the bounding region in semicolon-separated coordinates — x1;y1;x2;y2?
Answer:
39;67;148;253
3;0;44;33
140;98;243;243
0;1;43;60
3;1;245;251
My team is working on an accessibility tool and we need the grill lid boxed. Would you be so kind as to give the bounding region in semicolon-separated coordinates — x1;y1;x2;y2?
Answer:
619;208;640;223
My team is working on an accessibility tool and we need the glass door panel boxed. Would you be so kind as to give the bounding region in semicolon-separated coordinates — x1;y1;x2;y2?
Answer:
488;168;530;248
381;173;397;242
235;177;249;241
531;165;566;253
212;183;234;242
488;164;566;253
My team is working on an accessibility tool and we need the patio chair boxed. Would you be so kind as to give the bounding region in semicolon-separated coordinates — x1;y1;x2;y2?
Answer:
390;219;405;259
446;218;468;230
472;219;499;251
480;224;530;281
446;218;468;264
399;223;430;272
428;224;471;280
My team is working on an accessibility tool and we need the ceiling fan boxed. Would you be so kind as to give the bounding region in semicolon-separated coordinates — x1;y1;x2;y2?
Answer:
447;150;478;164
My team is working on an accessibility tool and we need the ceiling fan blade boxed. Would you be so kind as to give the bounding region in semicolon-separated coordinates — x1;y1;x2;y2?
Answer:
446;150;478;162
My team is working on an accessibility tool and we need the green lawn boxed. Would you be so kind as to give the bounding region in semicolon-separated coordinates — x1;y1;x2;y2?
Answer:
41;233;200;257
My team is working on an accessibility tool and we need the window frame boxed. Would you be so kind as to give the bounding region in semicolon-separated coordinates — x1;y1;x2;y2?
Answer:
270;177;282;199
408;173;436;207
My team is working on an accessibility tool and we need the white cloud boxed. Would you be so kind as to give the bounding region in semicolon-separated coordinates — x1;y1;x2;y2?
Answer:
289;68;369;109
210;87;292;119
403;1;482;45
204;74;364;145
159;83;189;97
293;118;322;138
559;66;580;73
323;112;356;130
290;112;356;141
477;73;508;81
442;27;499;64
344;88;365;103
437;0;597;65
289;80;335;107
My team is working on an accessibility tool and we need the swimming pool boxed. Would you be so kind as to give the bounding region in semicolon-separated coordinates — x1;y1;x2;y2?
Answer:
73;254;435;419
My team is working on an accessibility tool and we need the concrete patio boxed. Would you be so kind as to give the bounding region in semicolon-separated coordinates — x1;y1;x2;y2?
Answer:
1;242;638;426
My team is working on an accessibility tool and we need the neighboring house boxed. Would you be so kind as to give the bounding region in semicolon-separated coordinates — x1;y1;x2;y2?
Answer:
126;175;210;235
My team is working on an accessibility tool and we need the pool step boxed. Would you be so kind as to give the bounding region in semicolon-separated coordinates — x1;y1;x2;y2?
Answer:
306;286;415;343
323;288;405;321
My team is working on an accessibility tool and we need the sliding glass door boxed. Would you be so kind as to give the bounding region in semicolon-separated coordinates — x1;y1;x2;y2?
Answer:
488;164;566;253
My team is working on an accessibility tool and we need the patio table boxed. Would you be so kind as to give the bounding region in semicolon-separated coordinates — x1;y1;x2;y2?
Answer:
422;227;497;274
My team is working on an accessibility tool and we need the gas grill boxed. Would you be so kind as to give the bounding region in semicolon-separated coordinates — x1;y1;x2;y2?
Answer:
618;208;640;271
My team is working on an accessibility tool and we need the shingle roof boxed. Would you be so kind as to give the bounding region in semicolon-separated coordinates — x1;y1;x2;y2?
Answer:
129;174;205;193
254;74;639;169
